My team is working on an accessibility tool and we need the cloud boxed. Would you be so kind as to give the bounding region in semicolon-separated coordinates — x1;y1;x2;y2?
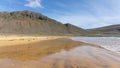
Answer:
48;0;120;29
53;14;101;29
54;14;120;29
25;0;42;8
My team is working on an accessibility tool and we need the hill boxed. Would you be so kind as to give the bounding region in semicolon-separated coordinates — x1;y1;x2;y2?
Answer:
64;23;89;36
0;10;88;36
88;24;120;36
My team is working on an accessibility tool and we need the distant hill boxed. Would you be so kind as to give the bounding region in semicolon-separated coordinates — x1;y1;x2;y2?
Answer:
88;24;120;36
0;10;88;36
64;23;89;36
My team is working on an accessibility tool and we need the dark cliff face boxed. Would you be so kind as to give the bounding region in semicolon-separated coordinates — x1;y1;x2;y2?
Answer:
0;10;87;36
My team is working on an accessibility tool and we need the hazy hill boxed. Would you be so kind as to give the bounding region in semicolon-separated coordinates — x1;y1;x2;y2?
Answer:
0;10;88;36
64;23;89;36
88;24;120;36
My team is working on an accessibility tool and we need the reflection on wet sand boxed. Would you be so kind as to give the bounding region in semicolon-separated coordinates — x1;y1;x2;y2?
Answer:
0;38;120;68
0;38;88;61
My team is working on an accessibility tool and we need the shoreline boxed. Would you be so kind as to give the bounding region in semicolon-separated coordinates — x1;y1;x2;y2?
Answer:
0;36;68;46
0;36;68;40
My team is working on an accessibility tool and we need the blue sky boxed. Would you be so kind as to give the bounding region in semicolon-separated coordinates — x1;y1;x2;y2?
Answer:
0;0;120;29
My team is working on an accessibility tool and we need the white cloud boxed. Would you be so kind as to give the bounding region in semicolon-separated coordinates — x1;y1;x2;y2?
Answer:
25;0;42;8
53;13;120;29
53;15;101;28
50;0;120;29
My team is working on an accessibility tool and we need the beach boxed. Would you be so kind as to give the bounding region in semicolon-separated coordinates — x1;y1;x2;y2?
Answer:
0;36;67;46
0;37;120;68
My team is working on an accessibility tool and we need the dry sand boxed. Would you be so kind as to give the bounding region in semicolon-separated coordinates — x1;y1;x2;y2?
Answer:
0;36;67;46
0;37;120;68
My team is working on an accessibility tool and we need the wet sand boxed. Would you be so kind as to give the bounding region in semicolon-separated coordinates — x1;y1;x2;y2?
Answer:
0;38;120;68
0;38;86;60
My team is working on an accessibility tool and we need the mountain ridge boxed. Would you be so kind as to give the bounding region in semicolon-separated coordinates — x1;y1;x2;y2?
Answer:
0;10;88;36
0;10;120;36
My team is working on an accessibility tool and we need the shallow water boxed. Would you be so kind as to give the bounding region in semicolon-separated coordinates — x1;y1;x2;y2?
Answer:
0;46;120;68
0;38;120;68
71;37;120;52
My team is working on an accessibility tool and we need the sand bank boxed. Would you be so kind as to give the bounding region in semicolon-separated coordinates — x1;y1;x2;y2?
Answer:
0;36;67;46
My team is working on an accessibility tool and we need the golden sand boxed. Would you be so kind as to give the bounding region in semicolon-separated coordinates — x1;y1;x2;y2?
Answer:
0;36;67;46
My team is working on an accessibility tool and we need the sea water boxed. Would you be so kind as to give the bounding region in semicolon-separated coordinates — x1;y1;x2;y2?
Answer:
71;37;120;52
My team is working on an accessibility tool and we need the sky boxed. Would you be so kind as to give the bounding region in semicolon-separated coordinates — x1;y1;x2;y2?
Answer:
0;0;120;29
